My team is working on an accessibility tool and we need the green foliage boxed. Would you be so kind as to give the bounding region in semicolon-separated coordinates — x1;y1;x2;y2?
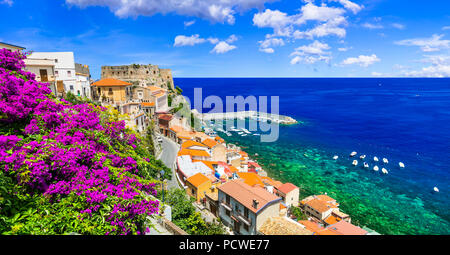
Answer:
164;188;225;235
168;94;173;107
289;206;308;221
175;86;183;95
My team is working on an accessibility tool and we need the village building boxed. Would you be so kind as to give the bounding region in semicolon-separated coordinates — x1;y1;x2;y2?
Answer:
259;217;313;235
325;220;368;235
91;78;132;106
276;182;300;207
75;63;91;99
27;52;78;98
0;42;25;52
202;138;227;162
176;155;215;187
217;179;282;235
185;173;213;203
24;57;57;95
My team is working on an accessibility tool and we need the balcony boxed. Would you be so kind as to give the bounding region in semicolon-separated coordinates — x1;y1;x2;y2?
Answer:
233;211;252;226
220;199;232;211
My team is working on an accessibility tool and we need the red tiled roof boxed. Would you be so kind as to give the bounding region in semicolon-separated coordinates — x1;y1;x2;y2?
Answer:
91;78;131;87
277;182;298;194
326;220;367;235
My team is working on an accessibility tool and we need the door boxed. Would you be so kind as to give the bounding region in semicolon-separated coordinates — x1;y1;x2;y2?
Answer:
39;69;48;82
234;221;240;234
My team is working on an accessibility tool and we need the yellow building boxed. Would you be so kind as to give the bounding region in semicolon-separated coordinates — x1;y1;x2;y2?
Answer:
91;78;132;105
185;173;212;202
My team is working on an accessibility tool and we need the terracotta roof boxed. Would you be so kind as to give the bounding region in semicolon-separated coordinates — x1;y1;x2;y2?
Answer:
181;140;209;149
259;217;313;235
141;102;155;107
305;199;334;213
218;179;281;213
169;125;185;133
239;151;249;157
298;220;324;234
248;161;261;169
192;160;218;171
202;138;218;148
148;85;166;92
316;195;336;202
261;176;283;188
237;172;265;187
229;165;239;173
177;148;211;158
186;173;211;188
215;136;225;143
277;183;298;195
316;229;341;235
324;215;341;226
91;78;131;87
326;220;367;235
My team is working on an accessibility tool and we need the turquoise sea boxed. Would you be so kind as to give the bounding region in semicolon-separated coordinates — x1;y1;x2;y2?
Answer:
175;78;450;235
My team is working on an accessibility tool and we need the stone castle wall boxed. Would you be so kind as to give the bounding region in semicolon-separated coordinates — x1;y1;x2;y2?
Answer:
101;64;174;90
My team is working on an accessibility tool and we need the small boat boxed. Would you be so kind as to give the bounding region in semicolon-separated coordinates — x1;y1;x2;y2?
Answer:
333;155;339;160
253;133;260;136
350;151;357;157
352;160;358;166
373;165;379;171
238;132;244;135
364;162;369;168
360;155;366;160
434;187;439;192
399;162;405;168
374;156;379;162
381;168;388;174
383;158;389;164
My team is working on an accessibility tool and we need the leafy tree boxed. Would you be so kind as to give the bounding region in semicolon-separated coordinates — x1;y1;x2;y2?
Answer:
289;206;308;221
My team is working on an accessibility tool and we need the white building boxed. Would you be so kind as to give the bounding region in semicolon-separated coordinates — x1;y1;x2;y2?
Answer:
75;63;91;99
24;57;57;94
27;52;90;98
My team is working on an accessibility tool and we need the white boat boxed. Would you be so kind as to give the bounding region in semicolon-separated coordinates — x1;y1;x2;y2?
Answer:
434;187;439;192
382;158;389;164
350;151;357;157
352;160;358;166
253;133;260;136
364;162;369;168
374;156;379;162
360;155;366;159
381;168;388;174
373;165;379;171
238;132;244;135
399;162;405;168
242;128;251;134
241;134;247;136
333;155;339;160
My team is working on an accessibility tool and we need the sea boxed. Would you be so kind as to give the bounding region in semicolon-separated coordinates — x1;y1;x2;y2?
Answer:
174;78;450;235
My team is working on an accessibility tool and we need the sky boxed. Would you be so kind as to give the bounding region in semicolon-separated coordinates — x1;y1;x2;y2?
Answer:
1;0;450;79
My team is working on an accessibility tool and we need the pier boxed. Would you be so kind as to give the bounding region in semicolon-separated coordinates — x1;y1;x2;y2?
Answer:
192;110;298;125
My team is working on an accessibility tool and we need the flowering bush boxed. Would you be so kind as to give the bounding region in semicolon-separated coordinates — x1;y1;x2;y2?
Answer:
0;48;162;235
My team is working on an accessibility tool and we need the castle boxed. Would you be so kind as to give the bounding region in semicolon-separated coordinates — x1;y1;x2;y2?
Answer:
101;64;174;91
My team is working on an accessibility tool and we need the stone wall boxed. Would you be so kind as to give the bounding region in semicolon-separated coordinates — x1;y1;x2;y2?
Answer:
101;64;174;90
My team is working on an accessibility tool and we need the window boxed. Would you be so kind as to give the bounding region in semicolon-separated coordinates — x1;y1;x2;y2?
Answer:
67;70;71;77
226;195;230;205
225;210;230;217
55;70;59;76
243;224;249;232
244;208;249;218
70;85;74;91
55;59;58;63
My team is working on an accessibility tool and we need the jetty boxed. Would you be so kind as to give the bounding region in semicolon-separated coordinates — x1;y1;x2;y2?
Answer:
192;110;298;125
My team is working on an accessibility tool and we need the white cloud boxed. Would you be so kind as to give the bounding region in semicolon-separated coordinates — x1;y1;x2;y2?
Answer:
253;9;293;36
1;0;13;6
392;23;405;30
226;34;238;43
290;40;332;64
362;23;383;29
259;47;275;53
184;20;196;27
338;47;351;51
207;37;219;44
66;0;275;24
174;34;206;46
258;37;284;53
329;0;363;14
294;16;347;39
443;26;450;30
395;34;450;52
371;71;385;77
211;41;237;54
341;54;380;67
295;2;346;25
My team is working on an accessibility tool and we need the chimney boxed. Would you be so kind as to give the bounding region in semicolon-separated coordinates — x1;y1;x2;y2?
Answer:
252;199;259;209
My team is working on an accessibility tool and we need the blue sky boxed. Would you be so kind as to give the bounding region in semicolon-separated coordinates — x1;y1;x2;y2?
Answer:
1;0;450;79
